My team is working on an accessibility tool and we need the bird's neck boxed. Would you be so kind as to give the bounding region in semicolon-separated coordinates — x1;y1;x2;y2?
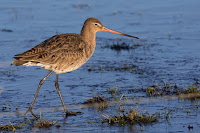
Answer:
80;27;96;58
80;27;96;46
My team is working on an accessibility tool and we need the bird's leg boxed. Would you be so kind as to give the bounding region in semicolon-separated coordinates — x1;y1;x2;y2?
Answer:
55;74;67;112
55;74;77;116
25;71;54;118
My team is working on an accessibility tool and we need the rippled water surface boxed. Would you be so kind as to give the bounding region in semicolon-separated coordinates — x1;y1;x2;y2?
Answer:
0;0;200;132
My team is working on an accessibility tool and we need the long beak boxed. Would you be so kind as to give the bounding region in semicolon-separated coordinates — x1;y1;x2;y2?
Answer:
102;26;139;39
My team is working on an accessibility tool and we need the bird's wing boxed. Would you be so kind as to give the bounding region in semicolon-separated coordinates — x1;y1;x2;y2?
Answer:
14;34;84;58
13;34;86;66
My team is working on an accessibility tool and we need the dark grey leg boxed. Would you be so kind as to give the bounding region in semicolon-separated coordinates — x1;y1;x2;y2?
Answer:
55;74;77;116
25;71;54;118
55;74;68;112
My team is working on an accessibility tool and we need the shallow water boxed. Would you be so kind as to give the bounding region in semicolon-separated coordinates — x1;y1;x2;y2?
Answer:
0;0;200;132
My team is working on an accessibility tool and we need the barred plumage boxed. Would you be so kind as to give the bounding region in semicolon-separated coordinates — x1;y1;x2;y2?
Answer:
12;18;139;118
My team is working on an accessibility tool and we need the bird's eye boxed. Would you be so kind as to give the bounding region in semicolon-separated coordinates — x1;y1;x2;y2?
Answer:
95;23;98;26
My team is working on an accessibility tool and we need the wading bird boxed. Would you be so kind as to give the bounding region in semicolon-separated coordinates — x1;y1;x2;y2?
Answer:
12;18;139;118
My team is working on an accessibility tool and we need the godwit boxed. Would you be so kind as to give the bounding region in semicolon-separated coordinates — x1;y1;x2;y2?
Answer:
12;18;139;118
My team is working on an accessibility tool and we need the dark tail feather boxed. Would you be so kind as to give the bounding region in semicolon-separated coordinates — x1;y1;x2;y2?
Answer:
11;60;28;66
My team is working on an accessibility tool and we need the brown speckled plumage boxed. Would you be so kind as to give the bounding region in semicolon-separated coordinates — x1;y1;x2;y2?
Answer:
12;18;139;118
13;34;89;74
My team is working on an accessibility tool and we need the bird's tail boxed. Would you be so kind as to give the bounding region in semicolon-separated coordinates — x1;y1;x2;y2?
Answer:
11;60;28;66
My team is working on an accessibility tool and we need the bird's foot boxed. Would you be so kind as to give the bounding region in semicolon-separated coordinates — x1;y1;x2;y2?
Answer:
65;111;78;116
64;109;82;117
25;107;39;118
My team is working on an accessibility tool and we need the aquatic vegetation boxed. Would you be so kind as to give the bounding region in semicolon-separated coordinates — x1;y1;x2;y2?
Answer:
102;83;158;125
83;96;107;104
145;82;175;96
106;82;129;104
102;40;142;51
0;114;60;131
110;42;131;51
0;122;24;131
15;105;19;110
165;110;172;120
146;86;163;96
195;98;198;108
108;86;118;95
33;113;58;128
146;81;200;97
34;119;57;128
181;83;200;94
101;107;159;124
107;81;118;95
86;62;139;72
56;123;61;128
1;28;13;32
82;96;108;110
1;101;12;112
73;1;91;9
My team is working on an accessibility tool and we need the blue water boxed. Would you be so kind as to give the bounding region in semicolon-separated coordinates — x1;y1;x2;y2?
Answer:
0;0;200;132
